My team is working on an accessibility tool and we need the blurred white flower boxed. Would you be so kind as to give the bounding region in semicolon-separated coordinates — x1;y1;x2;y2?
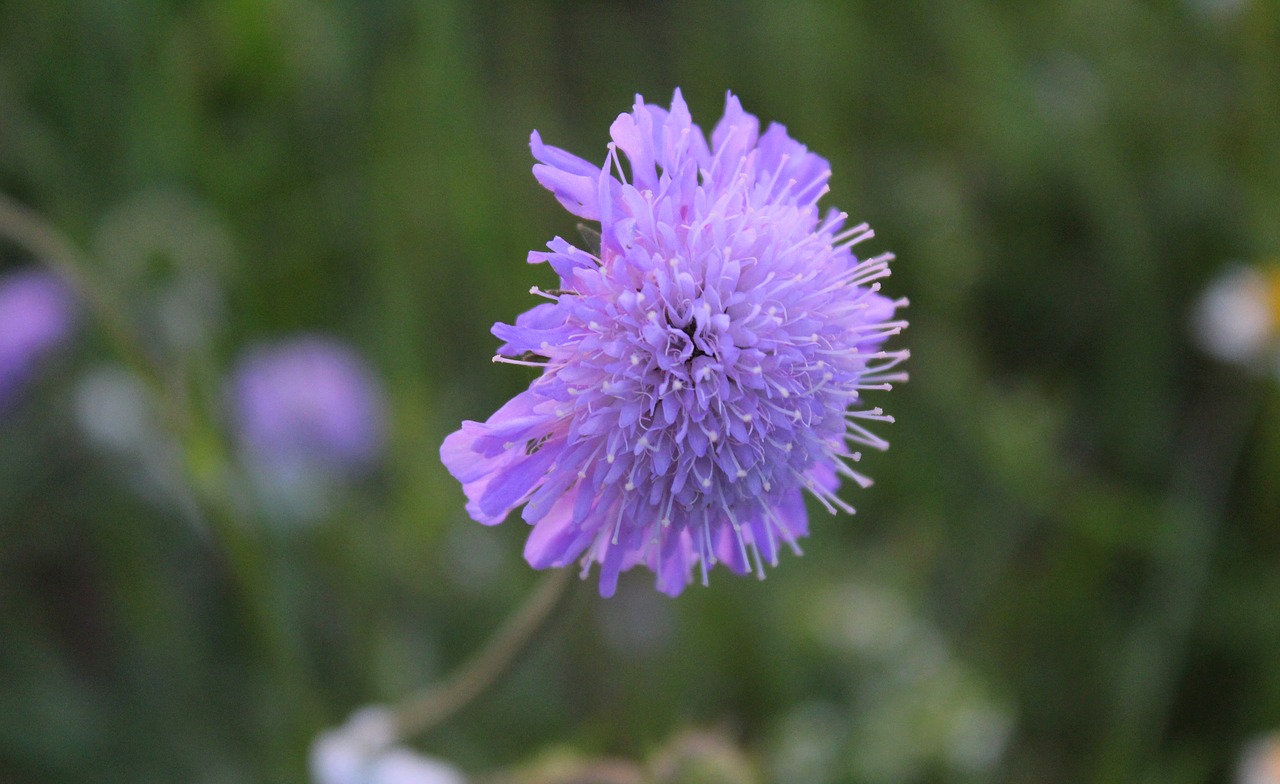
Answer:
808;581;1015;782
74;365;155;453
363;750;467;784
74;363;201;519
1239;732;1280;784
1192;263;1280;369
93;187;232;356
310;706;466;784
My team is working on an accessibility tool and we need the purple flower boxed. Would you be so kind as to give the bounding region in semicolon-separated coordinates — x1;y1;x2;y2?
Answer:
0;268;77;409
230;336;386;478
441;90;907;597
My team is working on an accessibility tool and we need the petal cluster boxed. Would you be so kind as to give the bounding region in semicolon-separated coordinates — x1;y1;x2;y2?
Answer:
442;90;907;596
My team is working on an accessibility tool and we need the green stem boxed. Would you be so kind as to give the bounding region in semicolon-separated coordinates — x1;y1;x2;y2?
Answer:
0;192;162;392
1097;378;1266;779
394;567;573;741
0;191;315;770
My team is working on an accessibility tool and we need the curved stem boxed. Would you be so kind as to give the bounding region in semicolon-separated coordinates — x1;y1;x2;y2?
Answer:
0;192;161;390
0;191;315;767
394;567;574;740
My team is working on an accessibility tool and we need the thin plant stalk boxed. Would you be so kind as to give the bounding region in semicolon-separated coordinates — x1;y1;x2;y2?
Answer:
394;567;574;741
1096;377;1268;779
0;190;316;768
0;193;162;392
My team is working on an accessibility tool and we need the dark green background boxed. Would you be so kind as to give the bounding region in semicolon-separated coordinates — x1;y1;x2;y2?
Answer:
2;1;1279;782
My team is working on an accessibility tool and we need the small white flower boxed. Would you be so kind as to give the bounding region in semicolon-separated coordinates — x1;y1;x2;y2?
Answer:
1193;264;1280;369
363;749;467;784
310;707;466;784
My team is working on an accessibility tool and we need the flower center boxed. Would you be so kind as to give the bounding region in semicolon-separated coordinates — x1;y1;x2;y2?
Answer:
678;317;710;361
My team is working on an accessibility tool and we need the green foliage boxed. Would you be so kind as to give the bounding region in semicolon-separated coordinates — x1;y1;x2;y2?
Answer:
2;1;1279;782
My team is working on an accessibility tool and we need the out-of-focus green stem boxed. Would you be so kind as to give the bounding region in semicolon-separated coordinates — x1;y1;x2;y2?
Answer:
394;567;573;741
0;191;315;770
1096;381;1266;779
0;192;163;392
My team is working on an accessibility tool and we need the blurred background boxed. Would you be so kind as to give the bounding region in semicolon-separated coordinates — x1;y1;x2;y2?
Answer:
2;1;1279;782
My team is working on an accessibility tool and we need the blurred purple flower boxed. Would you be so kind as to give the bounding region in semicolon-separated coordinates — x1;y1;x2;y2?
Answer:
441;89;907;597
231;336;386;478
0;268;77;408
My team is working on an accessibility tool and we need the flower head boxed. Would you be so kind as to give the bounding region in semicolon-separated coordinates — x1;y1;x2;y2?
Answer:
441;90;907;596
0;268;77;410
230;336;387;479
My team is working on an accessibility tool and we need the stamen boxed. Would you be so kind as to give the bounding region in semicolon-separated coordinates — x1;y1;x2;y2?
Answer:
492;355;546;367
